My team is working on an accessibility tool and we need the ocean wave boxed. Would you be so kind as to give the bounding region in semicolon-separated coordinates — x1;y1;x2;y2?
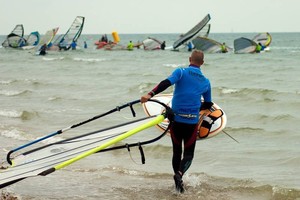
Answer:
63;167;300;200
0;110;37;120
42;57;64;61
73;57;107;62
0;78;43;86
163;63;186;68
0;89;31;96
0;128;28;141
0;79;16;85
247;113;296;123
48;96;62;101
217;87;278;96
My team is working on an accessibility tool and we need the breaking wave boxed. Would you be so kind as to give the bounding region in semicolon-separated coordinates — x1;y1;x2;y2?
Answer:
0;110;37;120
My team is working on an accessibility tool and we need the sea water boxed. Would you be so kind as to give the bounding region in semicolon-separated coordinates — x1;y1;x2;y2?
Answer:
0;32;300;200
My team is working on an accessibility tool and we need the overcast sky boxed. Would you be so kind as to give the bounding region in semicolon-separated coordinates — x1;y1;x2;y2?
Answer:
0;0;299;35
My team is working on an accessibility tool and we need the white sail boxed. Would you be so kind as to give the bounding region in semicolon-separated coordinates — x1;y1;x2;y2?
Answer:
172;14;211;49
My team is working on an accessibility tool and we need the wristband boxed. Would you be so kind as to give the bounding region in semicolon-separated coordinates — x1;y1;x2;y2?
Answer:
148;91;155;97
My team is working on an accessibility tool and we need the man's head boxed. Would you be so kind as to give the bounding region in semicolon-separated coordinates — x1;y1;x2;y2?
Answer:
189;50;204;66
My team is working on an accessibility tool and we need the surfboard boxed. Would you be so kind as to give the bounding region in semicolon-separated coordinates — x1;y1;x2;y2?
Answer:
142;93;227;140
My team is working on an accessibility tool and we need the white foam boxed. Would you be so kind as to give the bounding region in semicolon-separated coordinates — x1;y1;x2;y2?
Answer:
0;110;22;118
42;57;64;61
0;80;14;85
0;90;25;96
163;63;185;68
0;129;28;141
73;57;106;62
221;88;239;94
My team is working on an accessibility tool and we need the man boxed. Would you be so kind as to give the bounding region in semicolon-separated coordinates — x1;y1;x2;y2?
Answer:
160;41;166;50
255;43;262;53
127;41;134;51
39;44;47;56
140;50;212;193
221;42;228;53
71;41;77;50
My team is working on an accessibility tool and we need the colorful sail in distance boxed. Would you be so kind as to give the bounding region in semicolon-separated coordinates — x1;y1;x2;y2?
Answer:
173;14;211;49
35;27;59;50
57;16;85;49
252;32;272;47
2;24;26;48
25;31;40;46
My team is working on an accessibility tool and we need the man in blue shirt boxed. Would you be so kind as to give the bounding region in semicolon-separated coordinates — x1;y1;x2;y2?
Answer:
141;50;212;193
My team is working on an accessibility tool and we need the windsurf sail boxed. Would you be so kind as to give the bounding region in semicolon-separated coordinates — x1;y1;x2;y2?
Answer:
0;99;173;189
25;31;40;46
142;37;162;50
172;14;211;49
234;37;257;54
57;16;85;49
252;32;272;47
6;99;140;164
1;24;26;48
197;23;211;38
37;27;59;48
192;36;226;53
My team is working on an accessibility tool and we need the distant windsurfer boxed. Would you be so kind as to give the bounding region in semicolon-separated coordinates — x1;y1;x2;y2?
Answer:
160;41;166;50
221;42;228;53
71;41;77;50
127;41;134;51
187;41;194;51
255;42;263;53
141;50;213;193
258;42;265;51
100;34;108;43
39;44;47;56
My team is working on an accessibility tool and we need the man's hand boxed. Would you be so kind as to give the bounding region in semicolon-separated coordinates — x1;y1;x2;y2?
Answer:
140;94;152;103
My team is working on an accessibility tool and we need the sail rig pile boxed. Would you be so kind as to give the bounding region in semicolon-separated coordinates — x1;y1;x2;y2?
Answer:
234;32;272;53
0;99;173;189
142;37;163;50
1;24;26;48
252;32;272;48
172;14;211;50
